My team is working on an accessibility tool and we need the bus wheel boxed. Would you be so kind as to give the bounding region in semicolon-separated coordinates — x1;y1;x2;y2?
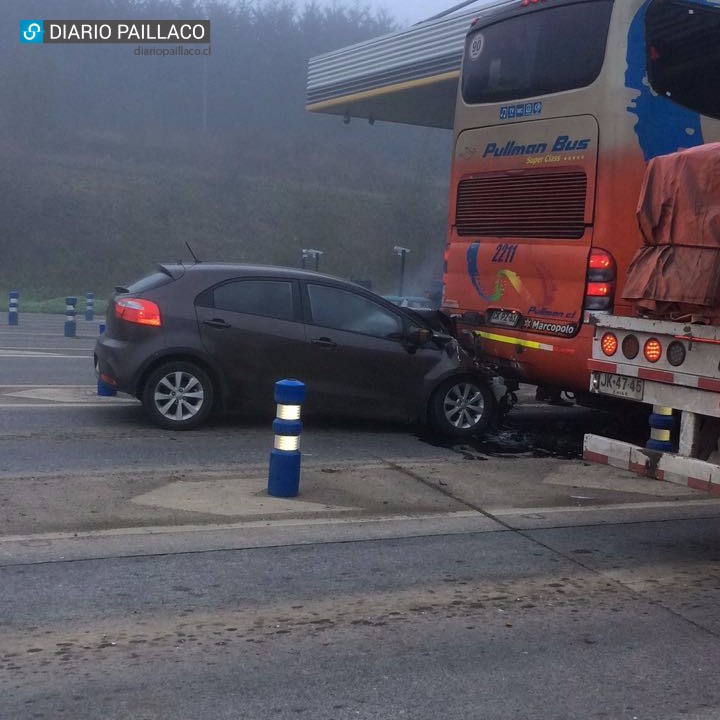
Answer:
429;376;495;439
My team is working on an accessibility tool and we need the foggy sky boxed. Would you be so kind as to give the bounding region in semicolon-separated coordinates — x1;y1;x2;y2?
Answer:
358;0;486;26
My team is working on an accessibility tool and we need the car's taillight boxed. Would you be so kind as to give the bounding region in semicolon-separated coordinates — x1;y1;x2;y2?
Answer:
114;298;162;326
584;248;616;311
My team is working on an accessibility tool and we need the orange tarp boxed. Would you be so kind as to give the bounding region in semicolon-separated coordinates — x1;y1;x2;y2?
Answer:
622;142;720;321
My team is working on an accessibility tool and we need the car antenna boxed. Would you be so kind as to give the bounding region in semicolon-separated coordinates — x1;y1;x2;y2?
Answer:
185;241;201;264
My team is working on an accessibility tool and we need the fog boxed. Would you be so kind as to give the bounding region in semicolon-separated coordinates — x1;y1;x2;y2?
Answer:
1;0;452;303
371;0;492;25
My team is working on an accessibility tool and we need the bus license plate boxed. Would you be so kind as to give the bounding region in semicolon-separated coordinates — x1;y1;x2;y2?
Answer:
489;310;520;328
596;373;644;401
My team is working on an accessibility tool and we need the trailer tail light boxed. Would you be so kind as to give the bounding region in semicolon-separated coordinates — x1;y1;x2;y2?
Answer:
643;338;662;363
584;249;616;311
115;298;162;327
622;334;639;359
600;332;618;356
666;340;686;367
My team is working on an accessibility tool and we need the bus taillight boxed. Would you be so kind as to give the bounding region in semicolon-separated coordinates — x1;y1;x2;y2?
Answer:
584;248;616;311
441;245;449;290
587;282;612;297
588;249;614;271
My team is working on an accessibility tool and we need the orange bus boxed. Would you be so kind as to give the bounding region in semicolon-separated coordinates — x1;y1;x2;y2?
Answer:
443;0;720;400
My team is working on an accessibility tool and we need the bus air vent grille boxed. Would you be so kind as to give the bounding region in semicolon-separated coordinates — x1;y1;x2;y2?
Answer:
455;169;587;239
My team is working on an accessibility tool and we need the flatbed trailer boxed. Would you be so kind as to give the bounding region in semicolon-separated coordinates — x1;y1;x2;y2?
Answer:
584;313;720;495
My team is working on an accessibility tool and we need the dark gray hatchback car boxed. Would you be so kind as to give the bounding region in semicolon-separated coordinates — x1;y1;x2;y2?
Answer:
94;263;505;435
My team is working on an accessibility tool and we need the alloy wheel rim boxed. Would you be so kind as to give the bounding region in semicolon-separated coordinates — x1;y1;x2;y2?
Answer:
443;382;484;429
154;371;204;421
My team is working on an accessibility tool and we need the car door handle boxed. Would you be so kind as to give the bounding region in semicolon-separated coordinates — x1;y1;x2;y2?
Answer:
203;318;231;329
311;337;336;348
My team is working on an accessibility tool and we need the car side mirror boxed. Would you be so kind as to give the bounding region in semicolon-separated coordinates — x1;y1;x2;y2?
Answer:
407;328;432;346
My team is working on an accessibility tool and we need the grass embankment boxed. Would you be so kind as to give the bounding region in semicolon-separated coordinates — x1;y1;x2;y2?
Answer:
0;133;447;305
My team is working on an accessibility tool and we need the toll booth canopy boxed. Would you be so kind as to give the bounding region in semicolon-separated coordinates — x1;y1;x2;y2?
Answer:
305;3;510;129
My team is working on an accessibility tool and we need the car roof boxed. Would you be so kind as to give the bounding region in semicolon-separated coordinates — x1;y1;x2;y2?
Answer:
161;262;367;287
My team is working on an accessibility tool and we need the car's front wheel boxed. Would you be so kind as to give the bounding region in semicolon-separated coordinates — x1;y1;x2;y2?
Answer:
429;376;495;439
142;361;214;430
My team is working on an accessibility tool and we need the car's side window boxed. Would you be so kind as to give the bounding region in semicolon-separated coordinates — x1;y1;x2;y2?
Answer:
210;279;295;321
307;284;402;337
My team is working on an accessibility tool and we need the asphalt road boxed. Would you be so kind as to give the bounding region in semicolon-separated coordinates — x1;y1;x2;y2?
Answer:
4;518;720;719
0;314;463;472
2;313;720;719
0;314;648;474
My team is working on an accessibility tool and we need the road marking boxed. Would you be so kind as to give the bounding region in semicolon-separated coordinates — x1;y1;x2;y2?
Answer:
132;478;357;517
0;332;98;338
7;387;100;402
0;510;485;545
0;349;91;358
0;402;135;408
0;385;136;406
0;384;95;387
491;498;720;515
0;346;93;352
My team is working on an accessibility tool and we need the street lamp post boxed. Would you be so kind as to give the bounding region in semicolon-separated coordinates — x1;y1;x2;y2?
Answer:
393;246;410;296
302;248;323;271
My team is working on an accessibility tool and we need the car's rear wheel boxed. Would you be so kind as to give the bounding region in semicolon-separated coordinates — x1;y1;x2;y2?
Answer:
429;376;495;439
142;361;214;430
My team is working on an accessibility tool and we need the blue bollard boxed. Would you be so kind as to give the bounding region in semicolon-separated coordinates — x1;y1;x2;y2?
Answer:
85;292;94;321
646;405;675;452
268;379;306;498
8;290;19;326
64;296;77;337
97;377;117;396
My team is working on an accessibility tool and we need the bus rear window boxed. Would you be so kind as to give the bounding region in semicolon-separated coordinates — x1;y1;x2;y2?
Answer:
646;0;720;120
461;1;613;105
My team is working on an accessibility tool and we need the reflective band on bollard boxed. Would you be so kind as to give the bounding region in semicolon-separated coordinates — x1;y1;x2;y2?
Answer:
85;292;94;321
267;379;306;498
8;290;19;326
646;405;675;452
64;296;77;338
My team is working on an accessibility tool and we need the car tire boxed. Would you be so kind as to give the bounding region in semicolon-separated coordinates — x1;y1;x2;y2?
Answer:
429;376;496;439
142;361;214;430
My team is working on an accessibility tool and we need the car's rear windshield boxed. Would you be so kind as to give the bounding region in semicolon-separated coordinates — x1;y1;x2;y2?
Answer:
125;269;177;294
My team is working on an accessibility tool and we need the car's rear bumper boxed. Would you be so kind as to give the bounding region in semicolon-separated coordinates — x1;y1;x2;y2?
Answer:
94;337;138;394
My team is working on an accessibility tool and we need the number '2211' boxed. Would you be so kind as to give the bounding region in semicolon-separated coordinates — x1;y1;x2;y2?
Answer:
492;243;518;263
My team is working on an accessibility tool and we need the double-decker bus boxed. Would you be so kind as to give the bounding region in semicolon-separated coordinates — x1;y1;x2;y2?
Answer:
443;0;720;400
